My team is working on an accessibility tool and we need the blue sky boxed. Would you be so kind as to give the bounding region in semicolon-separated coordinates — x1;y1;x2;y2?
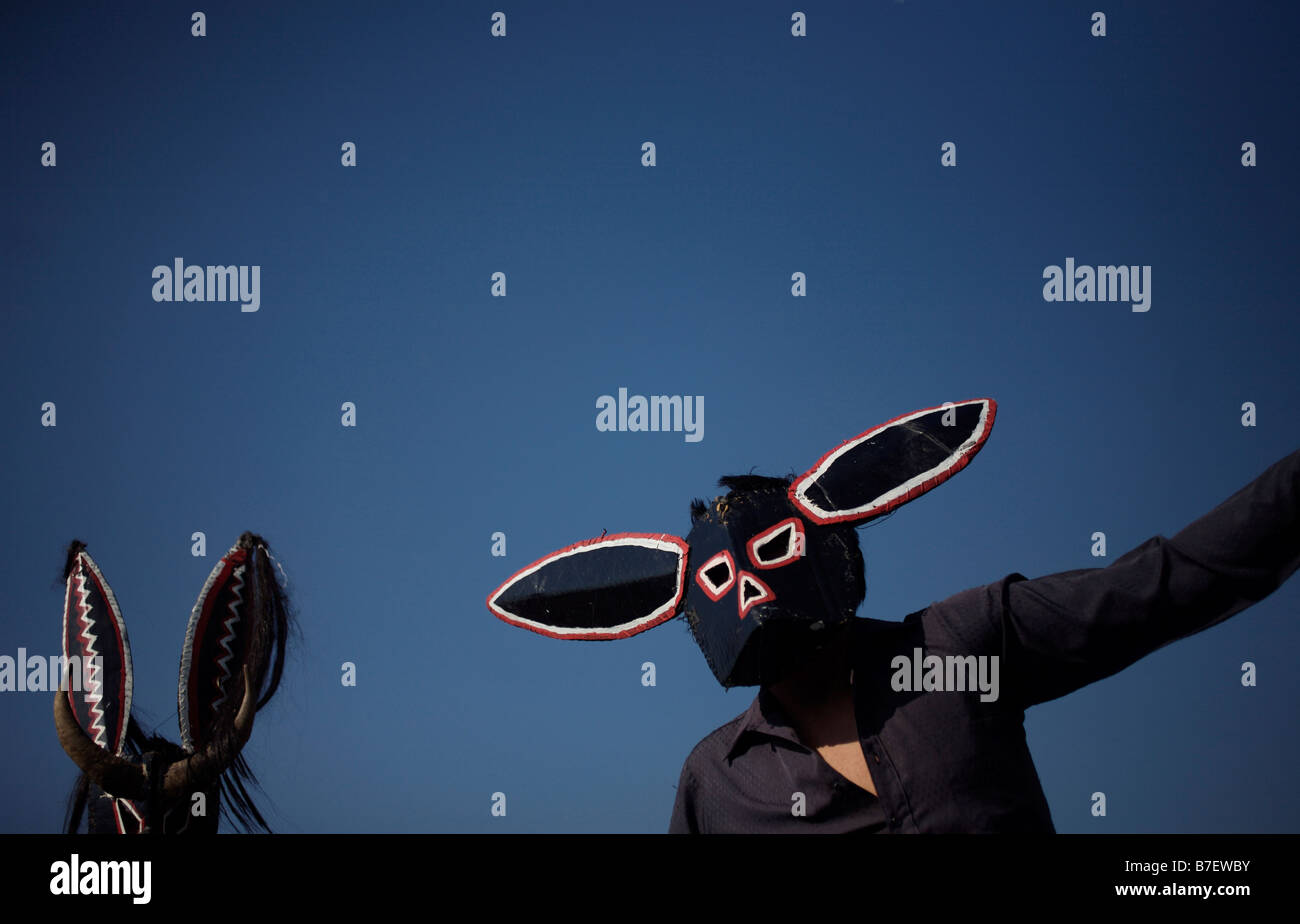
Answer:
2;0;1298;833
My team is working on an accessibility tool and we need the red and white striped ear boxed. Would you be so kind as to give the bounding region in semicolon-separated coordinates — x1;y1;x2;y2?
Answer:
62;545;133;757
790;398;997;525
487;533;689;640
178;538;263;751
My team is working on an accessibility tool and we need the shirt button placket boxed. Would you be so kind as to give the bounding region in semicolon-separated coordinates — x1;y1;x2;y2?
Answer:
865;739;898;831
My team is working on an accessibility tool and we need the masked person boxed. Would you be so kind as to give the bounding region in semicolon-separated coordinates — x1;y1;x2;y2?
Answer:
487;399;1300;832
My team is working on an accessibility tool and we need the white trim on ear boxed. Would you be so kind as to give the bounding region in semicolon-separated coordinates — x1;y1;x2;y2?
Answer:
487;532;689;640
63;550;133;756
179;540;249;751
789;398;997;525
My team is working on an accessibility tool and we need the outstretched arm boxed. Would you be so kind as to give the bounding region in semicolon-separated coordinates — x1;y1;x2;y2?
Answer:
929;448;1300;708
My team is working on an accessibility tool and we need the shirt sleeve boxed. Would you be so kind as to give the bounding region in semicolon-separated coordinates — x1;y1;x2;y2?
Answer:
931;448;1300;708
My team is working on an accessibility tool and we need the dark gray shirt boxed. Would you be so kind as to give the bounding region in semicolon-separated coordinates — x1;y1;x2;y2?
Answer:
669;448;1300;833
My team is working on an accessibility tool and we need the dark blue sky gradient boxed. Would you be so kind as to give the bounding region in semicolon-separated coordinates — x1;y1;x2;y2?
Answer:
2;1;1298;832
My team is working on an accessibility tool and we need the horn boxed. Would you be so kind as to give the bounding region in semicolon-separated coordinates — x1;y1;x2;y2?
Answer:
162;664;256;798
53;686;148;800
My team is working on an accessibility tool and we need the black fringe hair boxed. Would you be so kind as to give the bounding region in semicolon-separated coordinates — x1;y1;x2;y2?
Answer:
216;531;296;832
690;473;795;523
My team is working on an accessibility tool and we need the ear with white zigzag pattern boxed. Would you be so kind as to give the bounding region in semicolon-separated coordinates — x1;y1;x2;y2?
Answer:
178;536;268;751
60;542;134;758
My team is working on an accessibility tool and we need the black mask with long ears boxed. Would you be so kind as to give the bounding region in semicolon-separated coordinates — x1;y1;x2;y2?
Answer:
55;532;293;833
487;398;997;687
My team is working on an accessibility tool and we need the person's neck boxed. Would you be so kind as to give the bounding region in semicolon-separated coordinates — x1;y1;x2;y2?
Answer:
768;629;853;717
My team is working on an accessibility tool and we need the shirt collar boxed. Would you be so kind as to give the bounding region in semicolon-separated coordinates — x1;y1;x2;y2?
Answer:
724;685;806;759
721;617;891;760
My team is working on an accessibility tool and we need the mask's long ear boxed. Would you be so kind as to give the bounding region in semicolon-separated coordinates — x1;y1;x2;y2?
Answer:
488;533;689;640
178;532;286;753
176;532;291;833
60;541;133;757
790;398;997;525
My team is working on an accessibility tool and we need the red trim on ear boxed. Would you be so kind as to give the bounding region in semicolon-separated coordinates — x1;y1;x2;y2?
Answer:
486;532;689;640
63;550;132;756
184;549;246;746
83;562;131;755
694;550;736;600
737;571;775;620
746;517;805;569
789;398;997;525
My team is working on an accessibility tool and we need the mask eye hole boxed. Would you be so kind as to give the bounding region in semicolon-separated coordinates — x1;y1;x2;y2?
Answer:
746;517;805;569
737;571;775;619
694;550;735;601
